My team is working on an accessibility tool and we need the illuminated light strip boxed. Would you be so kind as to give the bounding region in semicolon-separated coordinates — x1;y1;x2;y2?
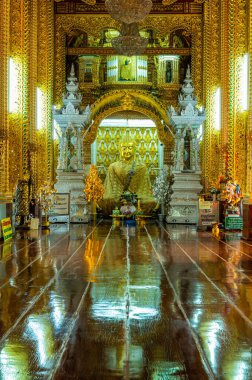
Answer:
0;220;103;347
159;224;252;329
8;58;19;113
144;226;216;380
198;241;252;284
47;223;112;380
0;226;70;290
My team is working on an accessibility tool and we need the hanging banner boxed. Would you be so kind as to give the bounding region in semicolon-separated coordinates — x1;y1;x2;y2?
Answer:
1;217;13;241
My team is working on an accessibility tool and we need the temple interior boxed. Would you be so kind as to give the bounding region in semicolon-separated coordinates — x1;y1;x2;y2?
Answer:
0;0;252;379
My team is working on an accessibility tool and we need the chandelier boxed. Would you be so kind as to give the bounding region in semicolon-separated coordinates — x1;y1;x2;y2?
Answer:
112;23;148;56
105;0;152;24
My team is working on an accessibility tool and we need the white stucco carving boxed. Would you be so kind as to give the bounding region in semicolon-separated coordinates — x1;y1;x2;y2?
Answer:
166;65;206;224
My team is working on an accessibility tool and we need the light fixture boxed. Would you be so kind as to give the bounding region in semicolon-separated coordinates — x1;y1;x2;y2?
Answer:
112;23;148;56
8;58;19;113
105;0;152;24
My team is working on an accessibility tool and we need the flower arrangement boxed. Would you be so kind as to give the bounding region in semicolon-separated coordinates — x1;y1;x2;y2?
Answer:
84;165;104;203
225;180;242;206
120;203;136;218
36;180;57;226
119;191;137;218
152;170;170;214
84;165;104;214
37;180;57;214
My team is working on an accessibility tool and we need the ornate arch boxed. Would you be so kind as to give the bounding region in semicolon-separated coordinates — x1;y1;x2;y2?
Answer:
83;89;175;146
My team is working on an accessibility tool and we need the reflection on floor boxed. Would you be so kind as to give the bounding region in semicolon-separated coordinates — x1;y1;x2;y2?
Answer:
0;221;252;379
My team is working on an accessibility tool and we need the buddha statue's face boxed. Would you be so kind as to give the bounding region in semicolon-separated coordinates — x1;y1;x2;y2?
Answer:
120;142;135;162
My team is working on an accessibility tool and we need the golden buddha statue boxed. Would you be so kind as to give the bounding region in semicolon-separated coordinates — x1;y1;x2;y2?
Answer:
101;138;156;215
120;58;133;81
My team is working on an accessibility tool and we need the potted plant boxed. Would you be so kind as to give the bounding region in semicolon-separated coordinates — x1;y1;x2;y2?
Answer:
152;170;170;221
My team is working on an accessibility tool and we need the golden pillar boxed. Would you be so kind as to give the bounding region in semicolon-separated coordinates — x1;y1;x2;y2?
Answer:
202;0;221;190
247;0;252;194
37;0;54;184
0;0;10;198
221;0;247;188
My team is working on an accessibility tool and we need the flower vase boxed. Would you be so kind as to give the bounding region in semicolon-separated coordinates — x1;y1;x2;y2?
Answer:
213;194;217;202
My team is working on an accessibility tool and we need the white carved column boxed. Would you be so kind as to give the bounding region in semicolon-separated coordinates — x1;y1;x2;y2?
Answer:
166;66;206;224
53;64;91;222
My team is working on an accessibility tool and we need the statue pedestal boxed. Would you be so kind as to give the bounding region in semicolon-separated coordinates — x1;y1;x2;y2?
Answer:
166;172;202;224
55;171;89;223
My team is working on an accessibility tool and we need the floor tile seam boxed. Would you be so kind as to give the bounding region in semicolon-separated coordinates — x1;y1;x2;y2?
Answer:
161;225;252;329
144;225;216;380
0;221;103;348
46;225;113;380
204;231;252;258
0;231;72;291
198;240;252;284
0;224;63;263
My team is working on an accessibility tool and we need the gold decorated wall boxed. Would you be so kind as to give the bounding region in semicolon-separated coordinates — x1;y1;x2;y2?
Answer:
0;0;54;203
202;0;248;193
1;0;252;208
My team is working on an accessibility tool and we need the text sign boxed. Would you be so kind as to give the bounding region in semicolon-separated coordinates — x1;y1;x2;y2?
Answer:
1;218;13;241
225;216;243;230
198;200;219;226
48;193;70;216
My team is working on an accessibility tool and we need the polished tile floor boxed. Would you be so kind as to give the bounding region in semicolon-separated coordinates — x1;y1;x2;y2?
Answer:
0;221;252;379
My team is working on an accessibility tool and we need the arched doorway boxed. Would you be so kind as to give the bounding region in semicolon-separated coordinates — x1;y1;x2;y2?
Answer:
82;90;175;179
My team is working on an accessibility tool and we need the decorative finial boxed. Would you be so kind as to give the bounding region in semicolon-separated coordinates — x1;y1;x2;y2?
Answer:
70;63;75;77
186;65;191;79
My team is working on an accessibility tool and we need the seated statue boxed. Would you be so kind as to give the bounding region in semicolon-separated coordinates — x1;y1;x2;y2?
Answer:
101;138;157;215
120;59;132;81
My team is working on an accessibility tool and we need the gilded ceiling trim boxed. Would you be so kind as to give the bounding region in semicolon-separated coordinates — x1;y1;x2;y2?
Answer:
55;14;201;36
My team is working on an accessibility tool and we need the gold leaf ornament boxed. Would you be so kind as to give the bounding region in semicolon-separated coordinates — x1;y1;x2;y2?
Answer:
162;0;177;6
